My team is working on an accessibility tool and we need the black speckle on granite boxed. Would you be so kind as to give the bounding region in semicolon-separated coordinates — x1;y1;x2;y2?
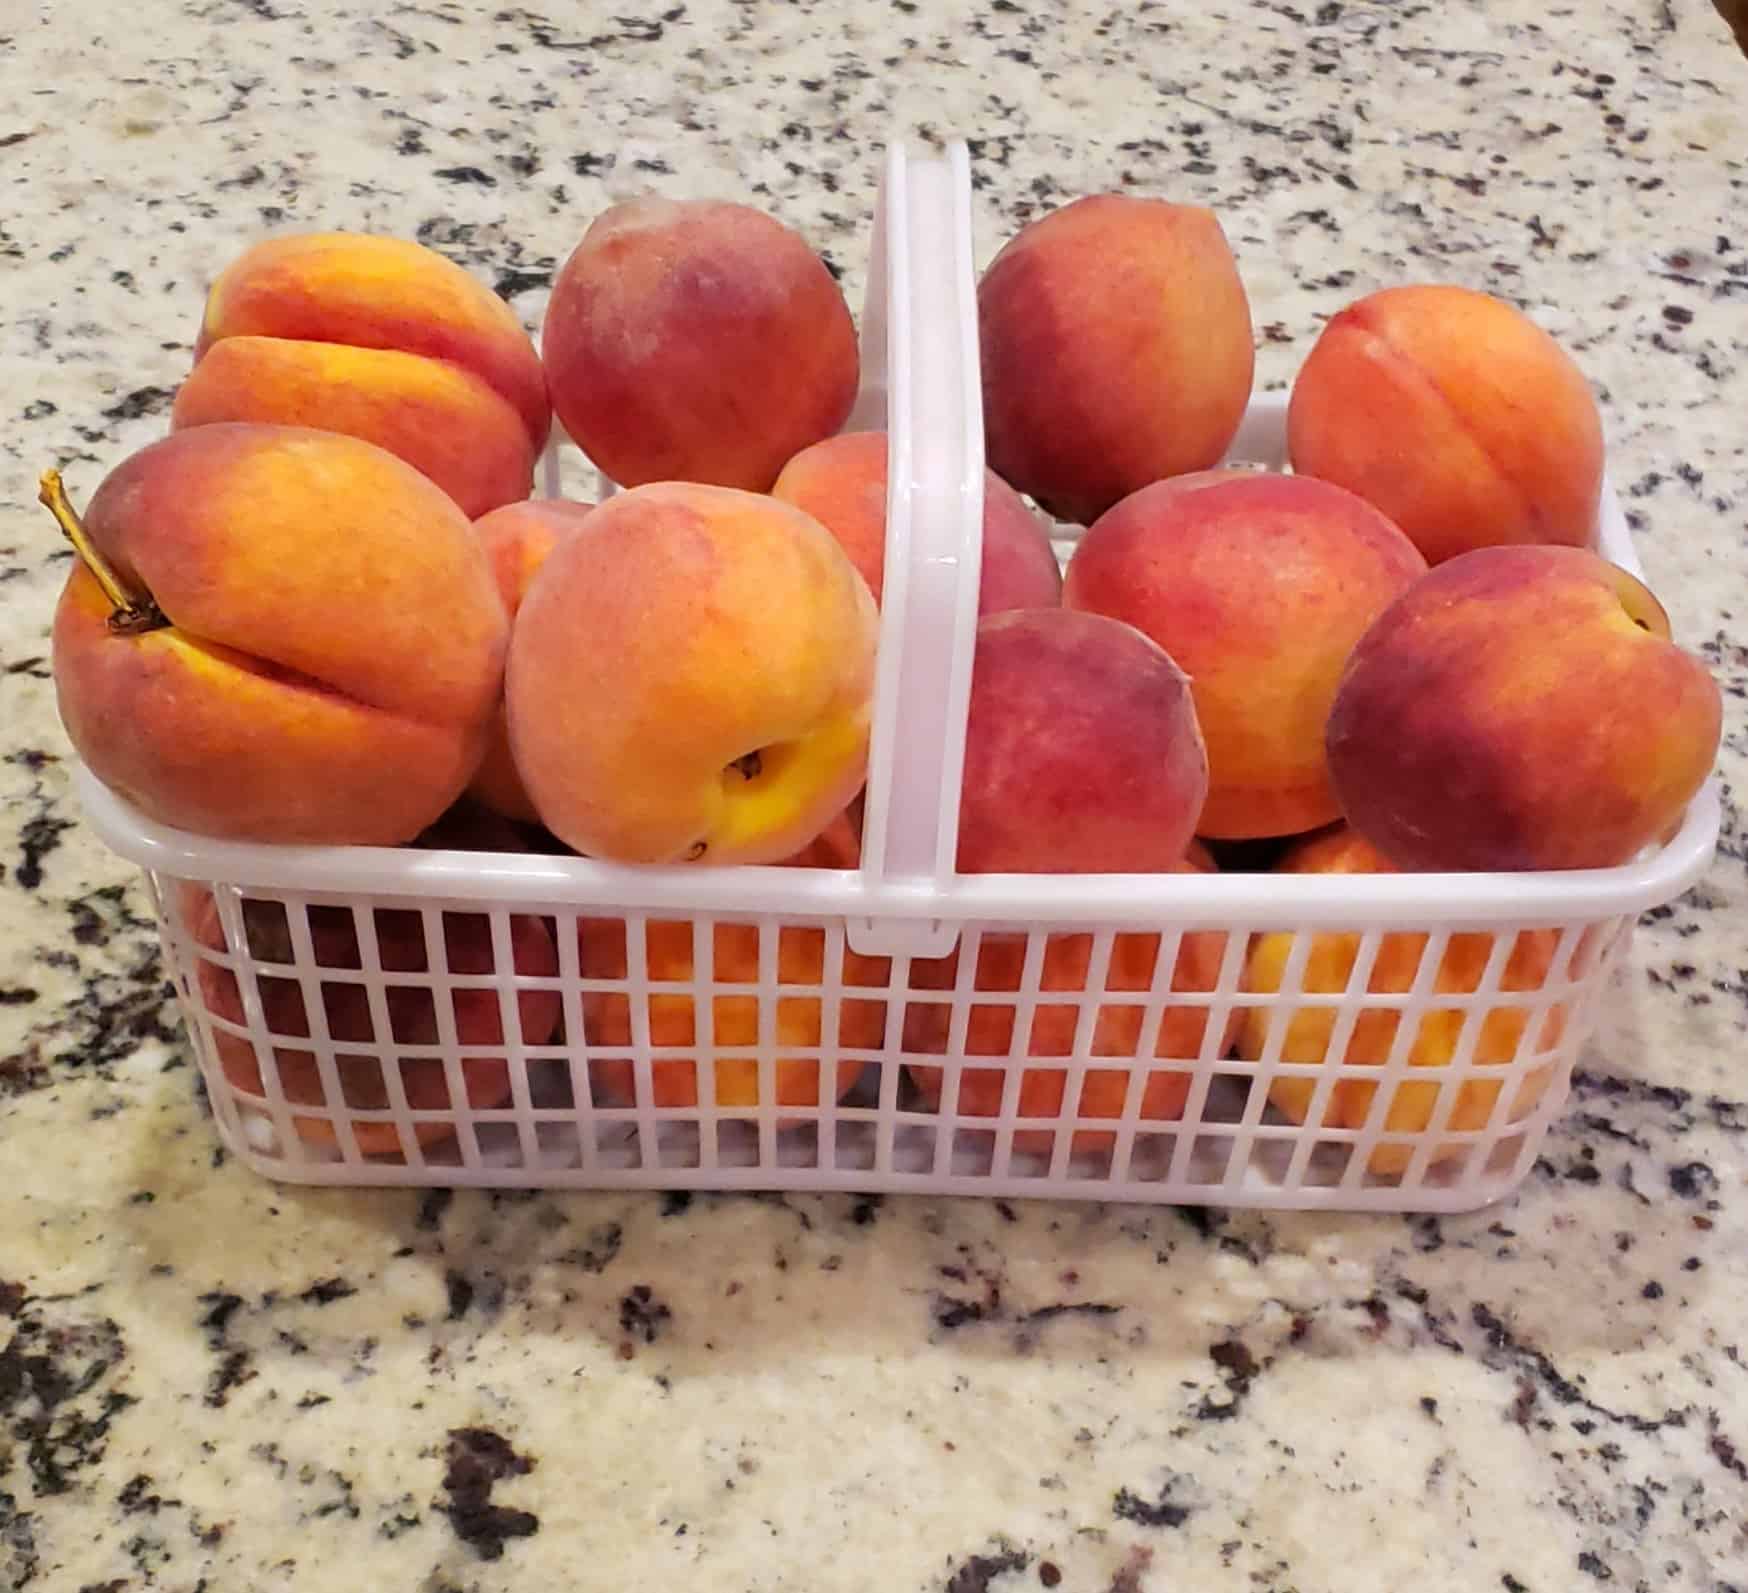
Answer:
439;1427;538;1562
619;1284;671;1344
1194;1337;1260;1422
1471;1304;1687;1435
1667;1160;1719;1198
0;1301;133;1508
1113;1473;1196;1529
99;386;175;422
945;1545;1031;1592
493;266;551;298
444;1270;475;1321
559;1221;623;1273
297;1276;356;1307
433;165;497;187
660;1190;693;1217
414;1188;453;1232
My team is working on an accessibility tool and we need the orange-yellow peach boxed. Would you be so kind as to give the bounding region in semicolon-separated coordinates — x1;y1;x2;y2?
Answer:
978;195;1255;525
1064;471;1426;840
904;849;1234;1153
1326;545;1723;872
580;914;888;1112
1287;284;1604;565
1237;828;1568;1175
465;497;595;824
506;482;878;865
955;609;1209;874
50;425;509;845
542;198;858;491
189;892;561;1156
771;431;1062;615
173;232;550;518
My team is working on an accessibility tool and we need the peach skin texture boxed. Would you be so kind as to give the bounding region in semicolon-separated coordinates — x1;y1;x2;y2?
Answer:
506;482;878;865
189;891;561;1157
174;232;550;518
1287;284;1604;566
52;425;509;846
978;194;1255;525
541;198;858;492
1326;544;1723;872
771;430;1063;614
1237;828;1572;1177
1064;471;1426;841
952;608;1210;875
465;498;596;824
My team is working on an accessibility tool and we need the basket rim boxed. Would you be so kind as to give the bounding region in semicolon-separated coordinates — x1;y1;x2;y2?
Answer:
75;760;1719;930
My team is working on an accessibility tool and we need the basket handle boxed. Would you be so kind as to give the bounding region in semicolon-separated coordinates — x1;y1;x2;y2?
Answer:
846;141;985;960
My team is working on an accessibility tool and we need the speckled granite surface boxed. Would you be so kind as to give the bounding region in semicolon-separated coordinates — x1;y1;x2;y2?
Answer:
3;2;1746;1590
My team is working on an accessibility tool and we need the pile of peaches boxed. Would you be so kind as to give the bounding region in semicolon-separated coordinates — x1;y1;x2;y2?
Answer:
45;188;1723;1170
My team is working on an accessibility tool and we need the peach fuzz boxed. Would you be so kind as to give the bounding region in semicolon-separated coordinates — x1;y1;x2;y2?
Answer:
579;916;888;1113
188;892;561;1157
978;194;1255;525
178;232;550;518
464;497;596;824
903;848;1235;1154
1326;545;1723;872
954;608;1209;875
1064;471;1426;841
771;430;1063;615
1287;283;1604;565
542;197;857;491
50;425;509;846
1236;828;1568;1176
506;482;878;865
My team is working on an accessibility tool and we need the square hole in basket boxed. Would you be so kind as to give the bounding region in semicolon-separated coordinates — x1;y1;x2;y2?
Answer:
1184;1131;1236;1186
1305;1139;1357;1186
970;933;1032;994
647;1118;703;1170
1123;1131;1178;1181
1003;1131;1057;1176
839;997;891;1048
777;1119;822;1169
951;1127;997;1174
714;1118;761;1168
578;915;629;978
829;1118;876;1171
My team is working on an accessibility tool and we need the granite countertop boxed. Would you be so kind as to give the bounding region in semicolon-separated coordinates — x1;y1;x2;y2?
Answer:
3;2;1746;1589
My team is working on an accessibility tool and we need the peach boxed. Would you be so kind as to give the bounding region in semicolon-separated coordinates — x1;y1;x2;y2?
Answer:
542;198;857;491
954;609;1209;874
770;431;1062;614
904;848;1235;1153
1063;471;1426;840
1287;284;1605;565
48;425;509;845
580;915;889;1112
506;482;878;865
1237;828;1570;1175
174;232;550;518
1326;545;1723;872
188;891;562;1157
465;497;596;824
978;195;1255;525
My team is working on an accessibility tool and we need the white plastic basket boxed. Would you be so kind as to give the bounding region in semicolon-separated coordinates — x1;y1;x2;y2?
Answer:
72;141;1721;1212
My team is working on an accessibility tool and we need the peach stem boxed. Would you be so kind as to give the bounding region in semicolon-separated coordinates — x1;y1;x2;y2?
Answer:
39;468;168;635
